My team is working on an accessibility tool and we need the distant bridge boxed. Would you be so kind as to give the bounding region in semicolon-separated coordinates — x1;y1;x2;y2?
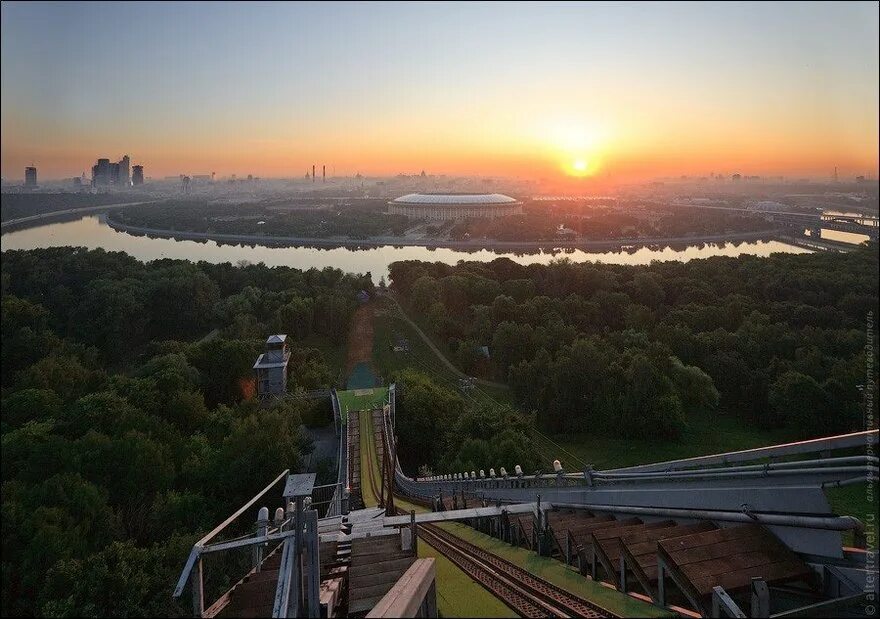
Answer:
668;201;879;241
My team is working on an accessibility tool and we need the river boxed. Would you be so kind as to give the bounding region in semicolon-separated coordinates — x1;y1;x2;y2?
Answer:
1;214;811;280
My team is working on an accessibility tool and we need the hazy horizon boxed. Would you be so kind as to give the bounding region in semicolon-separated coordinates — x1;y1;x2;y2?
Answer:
2;1;878;185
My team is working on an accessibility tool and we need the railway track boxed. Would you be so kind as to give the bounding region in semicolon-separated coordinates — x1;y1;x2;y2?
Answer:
419;522;614;618
362;409;617;618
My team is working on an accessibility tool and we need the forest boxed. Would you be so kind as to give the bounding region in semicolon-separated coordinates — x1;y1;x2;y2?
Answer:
389;245;878;441
390;368;540;477
113;199;411;239
447;201;771;242
1;247;371;616
109;197;773;244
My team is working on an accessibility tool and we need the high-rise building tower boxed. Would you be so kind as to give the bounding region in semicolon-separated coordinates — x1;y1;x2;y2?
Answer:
833;166;839;183
24;166;37;187
312;165;315;183
119;155;130;186
323;165;326;182
132;165;144;185
92;158;112;186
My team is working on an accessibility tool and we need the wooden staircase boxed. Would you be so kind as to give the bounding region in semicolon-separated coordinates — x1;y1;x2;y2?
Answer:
218;541;339;618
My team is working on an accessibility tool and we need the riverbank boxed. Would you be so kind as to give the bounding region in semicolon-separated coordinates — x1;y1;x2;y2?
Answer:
105;213;792;253
1;200;159;229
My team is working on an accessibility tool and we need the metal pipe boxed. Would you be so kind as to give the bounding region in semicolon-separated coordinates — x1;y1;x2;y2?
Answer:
591;466;876;483
549;502;865;532
821;476;874;489
603;429;878;474
594;456;876;478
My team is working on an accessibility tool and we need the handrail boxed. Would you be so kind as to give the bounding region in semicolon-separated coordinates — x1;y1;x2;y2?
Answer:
593;455;877;478
603;429;878;474
196;469;290;548
392;430;879;492
173;468;289;598
272;536;296;618
547;502;866;532
366;558;437;618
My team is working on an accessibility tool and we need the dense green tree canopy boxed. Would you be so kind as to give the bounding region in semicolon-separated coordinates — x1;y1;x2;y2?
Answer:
391;245;878;440
1;248;359;616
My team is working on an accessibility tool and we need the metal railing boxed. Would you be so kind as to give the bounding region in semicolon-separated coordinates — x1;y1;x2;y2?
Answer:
710;582;873;618
173;469;291;617
310;482;343;518
393;429;879;495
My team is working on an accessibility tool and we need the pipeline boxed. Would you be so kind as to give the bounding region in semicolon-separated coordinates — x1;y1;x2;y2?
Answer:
547;502;865;533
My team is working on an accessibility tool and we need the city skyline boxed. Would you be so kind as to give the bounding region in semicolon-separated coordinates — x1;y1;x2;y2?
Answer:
1;1;878;184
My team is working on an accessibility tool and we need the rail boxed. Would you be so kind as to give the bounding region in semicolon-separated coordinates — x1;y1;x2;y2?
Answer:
365;558;438;618
603;429;879;473
392;429;879;495
173;468;290;612
327;388;347;517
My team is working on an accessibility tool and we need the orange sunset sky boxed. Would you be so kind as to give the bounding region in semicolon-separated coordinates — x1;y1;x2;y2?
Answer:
1;2;878;183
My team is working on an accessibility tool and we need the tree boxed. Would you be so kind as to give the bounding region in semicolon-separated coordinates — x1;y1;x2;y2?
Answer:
145;271;219;339
213;406;310;505
1;389;63;429
1;296;60;386
410;276;439;313
392;370;463;471
186;338;261;407
768;371;830;437
15;354;103;403
276;296;315;340
40;537;192;618
69;279;147;360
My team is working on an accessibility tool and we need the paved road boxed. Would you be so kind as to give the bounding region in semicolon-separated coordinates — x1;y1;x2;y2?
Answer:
1;200;159;229
384;292;509;390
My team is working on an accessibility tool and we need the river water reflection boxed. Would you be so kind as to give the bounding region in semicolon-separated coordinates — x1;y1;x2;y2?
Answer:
1;215;811;280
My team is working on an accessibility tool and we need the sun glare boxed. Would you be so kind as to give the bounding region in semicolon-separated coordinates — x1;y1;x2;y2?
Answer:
566;156;600;177
544;121;608;178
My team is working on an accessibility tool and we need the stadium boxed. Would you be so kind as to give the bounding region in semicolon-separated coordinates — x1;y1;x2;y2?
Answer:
387;192;522;220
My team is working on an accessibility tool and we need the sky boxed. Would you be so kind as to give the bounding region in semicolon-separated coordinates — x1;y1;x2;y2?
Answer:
1;1;878;183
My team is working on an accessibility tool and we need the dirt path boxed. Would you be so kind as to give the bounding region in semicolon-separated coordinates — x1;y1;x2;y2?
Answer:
344;303;378;388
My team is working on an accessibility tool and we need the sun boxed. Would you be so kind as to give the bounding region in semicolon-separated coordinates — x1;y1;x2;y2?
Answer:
541;121;608;178
567;157;598;177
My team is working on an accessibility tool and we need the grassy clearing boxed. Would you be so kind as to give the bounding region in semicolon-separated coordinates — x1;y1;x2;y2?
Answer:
826;482;877;545
373;298;513;406
550;409;793;471
337;386;388;423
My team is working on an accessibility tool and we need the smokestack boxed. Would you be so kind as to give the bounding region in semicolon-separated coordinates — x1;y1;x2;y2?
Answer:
323;165;326;182
312;165;315;183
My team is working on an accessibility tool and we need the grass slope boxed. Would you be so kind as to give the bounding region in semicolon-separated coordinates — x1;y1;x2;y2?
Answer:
373;299;513;405
358;411;514;617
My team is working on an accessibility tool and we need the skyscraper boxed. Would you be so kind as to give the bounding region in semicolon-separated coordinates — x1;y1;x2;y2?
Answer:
119;155;130;186
24;166;37;187
91;155;133;186
132;165;144;185
92;158;112;186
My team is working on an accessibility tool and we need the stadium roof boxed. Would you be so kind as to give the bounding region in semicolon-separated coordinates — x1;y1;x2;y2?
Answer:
390;193;518;205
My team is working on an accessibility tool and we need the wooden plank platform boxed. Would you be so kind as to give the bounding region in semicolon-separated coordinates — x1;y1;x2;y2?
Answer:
658;524;815;614
348;532;416;617
617;521;718;596
592;520;676;580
